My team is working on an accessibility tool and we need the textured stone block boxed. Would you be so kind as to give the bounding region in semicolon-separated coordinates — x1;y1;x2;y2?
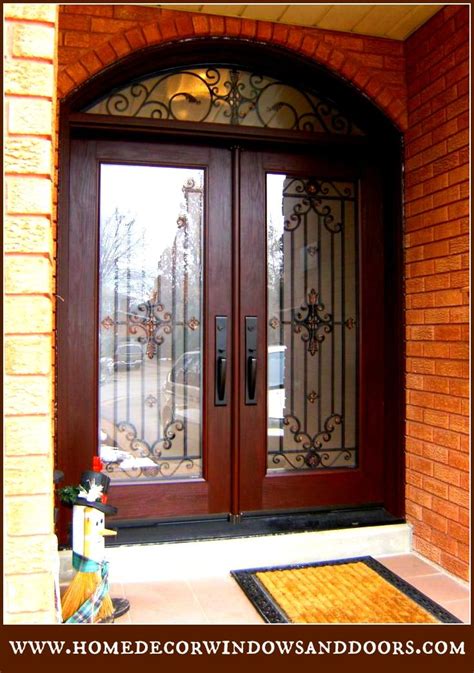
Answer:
7;98;53;136
5;335;52;375
5;455;53;496
5;416;53;456
6;495;53;536
11;23;56;60
4;295;53;334
6;176;53;216
5;573;55;613
5;216;53;254
5;255;52;294
5;137;52;175
5;4;57;22
5;59;54;96
5;375;52;415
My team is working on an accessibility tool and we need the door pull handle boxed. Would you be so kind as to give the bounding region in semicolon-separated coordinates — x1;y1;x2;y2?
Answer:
217;356;227;403
245;317;257;405
215;316;227;405
247;356;257;403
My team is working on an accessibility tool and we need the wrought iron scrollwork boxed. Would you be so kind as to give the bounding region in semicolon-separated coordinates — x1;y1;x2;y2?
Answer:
293;288;333;355
104;420;196;479
128;298;172;359
283;178;354;234
280;413;349;469
85;67;363;136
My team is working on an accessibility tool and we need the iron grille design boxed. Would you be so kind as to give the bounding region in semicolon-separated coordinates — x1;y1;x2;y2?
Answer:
84;67;363;136
267;174;358;472
99;166;204;482
103;420;198;480
293;288;333;355
128;298;172;359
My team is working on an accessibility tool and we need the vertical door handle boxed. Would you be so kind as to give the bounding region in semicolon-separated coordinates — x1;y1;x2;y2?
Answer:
245;317;257;405
216;356;227;402
215;316;227;405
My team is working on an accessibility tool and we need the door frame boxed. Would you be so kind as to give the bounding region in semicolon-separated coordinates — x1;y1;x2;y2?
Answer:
57;39;405;542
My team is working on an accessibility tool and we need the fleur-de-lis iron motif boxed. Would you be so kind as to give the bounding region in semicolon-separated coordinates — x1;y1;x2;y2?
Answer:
293;288;333;355
128;299;172;359
145;394;157;408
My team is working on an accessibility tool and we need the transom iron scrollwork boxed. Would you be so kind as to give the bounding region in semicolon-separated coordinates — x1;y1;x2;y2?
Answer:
128;298;172;359
84;67;363;136
293;288;333;356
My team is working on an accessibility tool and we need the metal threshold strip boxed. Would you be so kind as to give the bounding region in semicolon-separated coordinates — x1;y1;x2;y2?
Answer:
101;506;404;547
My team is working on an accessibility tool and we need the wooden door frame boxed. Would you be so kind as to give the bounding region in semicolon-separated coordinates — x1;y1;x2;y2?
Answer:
57;39;405;543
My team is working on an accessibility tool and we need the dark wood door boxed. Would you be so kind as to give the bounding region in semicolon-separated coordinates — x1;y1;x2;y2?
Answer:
59;139;385;528
237;149;385;513
59;139;233;521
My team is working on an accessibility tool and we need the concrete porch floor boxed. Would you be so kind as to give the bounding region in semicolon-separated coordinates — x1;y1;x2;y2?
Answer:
60;524;470;624
110;552;470;624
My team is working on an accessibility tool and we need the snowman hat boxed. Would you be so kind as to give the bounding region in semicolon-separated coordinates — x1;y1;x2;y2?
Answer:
74;470;117;515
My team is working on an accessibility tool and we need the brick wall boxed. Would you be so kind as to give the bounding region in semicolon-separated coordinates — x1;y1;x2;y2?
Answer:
404;5;469;581
4;3;59;623
57;4;408;130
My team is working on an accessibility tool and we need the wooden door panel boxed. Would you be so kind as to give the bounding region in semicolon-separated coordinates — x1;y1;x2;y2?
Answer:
238;149;385;513
59;139;232;525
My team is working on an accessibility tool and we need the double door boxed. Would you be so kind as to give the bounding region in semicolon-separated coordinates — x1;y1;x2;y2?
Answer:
62;138;385;523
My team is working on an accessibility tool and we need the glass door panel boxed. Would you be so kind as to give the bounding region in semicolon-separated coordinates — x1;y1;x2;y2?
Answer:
266;174;358;472
99;164;204;482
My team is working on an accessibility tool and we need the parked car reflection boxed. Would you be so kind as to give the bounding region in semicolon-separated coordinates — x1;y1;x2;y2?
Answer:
162;346;286;431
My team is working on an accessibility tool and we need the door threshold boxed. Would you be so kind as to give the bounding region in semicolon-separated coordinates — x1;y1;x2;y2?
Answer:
104;506;403;547
59;521;411;584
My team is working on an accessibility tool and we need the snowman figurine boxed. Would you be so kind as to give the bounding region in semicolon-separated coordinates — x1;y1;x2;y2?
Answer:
61;470;128;623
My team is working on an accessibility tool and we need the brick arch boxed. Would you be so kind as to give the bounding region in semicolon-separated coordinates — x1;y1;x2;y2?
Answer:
57;8;407;131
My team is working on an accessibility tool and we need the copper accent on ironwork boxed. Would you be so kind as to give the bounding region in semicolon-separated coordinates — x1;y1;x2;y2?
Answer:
176;214;188;229
307;390;319;404
128;298;172;359
186;316;200;331
101;315;115;330
293;288;333;356
345;317;356;330
269;316;280;330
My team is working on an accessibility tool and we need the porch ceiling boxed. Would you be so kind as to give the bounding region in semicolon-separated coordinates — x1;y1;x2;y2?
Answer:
157;4;443;40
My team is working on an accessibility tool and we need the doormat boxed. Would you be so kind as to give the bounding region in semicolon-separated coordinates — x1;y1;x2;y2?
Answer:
231;557;461;624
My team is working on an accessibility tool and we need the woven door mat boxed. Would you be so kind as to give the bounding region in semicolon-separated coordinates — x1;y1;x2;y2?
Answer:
231;556;461;624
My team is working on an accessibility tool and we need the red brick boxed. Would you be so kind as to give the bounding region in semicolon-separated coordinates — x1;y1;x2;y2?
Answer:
63;5;113;17
59;14;91;31
142;23;162;45
422;509;448;533
124;28;146;50
422;443;448;465
256;21;273;42
432;427;460;450
439;554;468;581
430;529;458;556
